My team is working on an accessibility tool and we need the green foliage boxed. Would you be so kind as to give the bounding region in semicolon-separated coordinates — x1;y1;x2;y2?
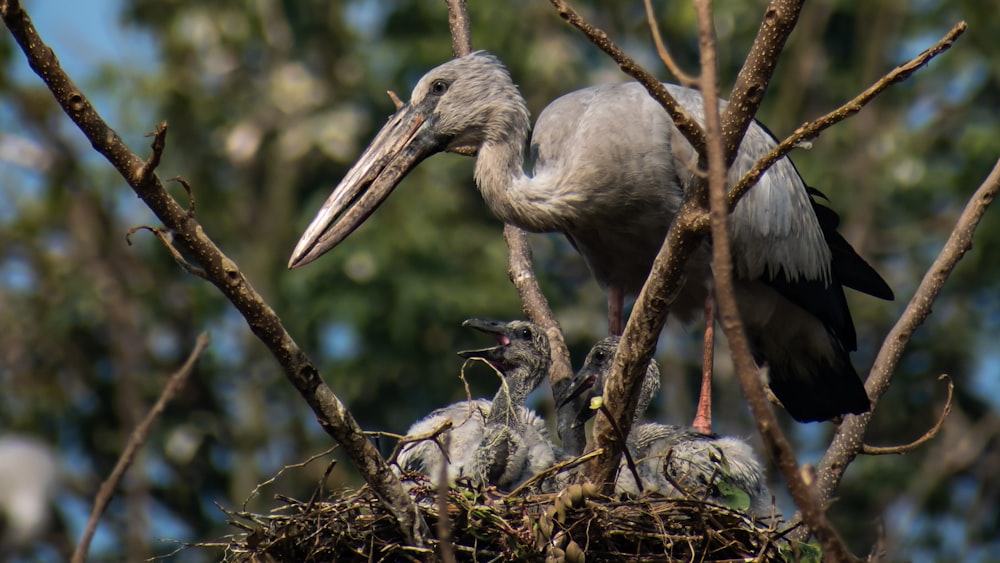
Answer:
1;1;998;560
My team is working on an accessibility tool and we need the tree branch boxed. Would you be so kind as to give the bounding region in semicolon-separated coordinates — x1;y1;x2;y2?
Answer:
72;333;209;563
446;0;471;58
443;0;575;392
545;0;708;494
642;0;698;88
548;0;707;155
817;158;1000;500
0;0;427;546
862;375;954;456
694;1;856;560
503;226;575;395
719;0;803;165
727;21;967;210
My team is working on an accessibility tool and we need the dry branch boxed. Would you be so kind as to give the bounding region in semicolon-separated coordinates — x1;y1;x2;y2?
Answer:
817;157;1000;501
719;0;803;164
548;0;707;155
0;0;427;546
544;0;708;495
727;21;967;210
443;0;576;392
642;0;698;88
693;1;856;560
72;333;209;563
862;375;954;456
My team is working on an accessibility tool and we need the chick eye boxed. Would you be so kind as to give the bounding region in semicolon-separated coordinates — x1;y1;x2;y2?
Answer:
594;350;606;361
520;327;532;339
430;80;449;95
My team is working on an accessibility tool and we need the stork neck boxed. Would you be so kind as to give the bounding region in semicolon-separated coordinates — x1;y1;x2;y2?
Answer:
473;120;569;233
487;365;532;428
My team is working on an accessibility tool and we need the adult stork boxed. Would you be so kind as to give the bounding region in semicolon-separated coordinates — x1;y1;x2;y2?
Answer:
396;318;558;491
557;337;771;516
289;51;893;423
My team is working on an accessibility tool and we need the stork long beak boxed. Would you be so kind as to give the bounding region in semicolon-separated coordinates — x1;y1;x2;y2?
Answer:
555;371;598;409
288;104;443;269
456;318;511;361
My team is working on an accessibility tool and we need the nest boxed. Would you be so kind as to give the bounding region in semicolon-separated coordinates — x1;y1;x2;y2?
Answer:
218;474;804;562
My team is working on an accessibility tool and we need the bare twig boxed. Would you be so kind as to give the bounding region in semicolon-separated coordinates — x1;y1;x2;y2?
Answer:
126;225;209;280
693;1;856;560
728;21;968;210
0;0;427;545
446;0;471;58
548;0;707;155
436;432;456;563
138;120;167;184
72;333;209;563
241;445;339;511
169;176;197;217
817;156;1000;507
862;375;954;456
503;226;575;394
597;404;644;493
445;0;576;393
719;0;803;164
642;0;698;87
385;420;455;466
546;0;708;493
506;449;603;497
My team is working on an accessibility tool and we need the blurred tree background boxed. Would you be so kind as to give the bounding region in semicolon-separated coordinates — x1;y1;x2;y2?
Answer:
0;0;997;560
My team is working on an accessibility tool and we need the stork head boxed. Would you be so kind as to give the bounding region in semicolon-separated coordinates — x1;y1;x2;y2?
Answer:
289;52;528;268
555;336;662;428
456;318;551;389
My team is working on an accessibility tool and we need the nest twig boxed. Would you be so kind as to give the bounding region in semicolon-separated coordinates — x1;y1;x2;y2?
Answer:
214;475;796;562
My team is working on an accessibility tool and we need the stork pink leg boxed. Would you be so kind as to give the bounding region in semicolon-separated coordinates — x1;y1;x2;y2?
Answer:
608;285;624;336
692;293;714;434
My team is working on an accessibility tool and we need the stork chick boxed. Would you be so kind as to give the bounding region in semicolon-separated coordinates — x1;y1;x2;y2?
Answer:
557;337;771;516
396;319;556;491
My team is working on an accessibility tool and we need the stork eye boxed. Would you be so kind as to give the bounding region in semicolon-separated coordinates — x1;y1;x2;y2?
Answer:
430;80;449;95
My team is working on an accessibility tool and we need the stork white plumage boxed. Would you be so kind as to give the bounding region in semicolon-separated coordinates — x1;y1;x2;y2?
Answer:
290;51;893;423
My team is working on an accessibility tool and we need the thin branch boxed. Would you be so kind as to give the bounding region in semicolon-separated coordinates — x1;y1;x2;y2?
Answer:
503;226;575;394
169;176;197;217
597;403;644;493
862;375;954;456
385;419;455;467
728;21;968;210
241;445;339;511
719;0;803;165
446;0;471;58
694;0;855;558
436;432;457;563
642;0;698;87
447;0;575;393
506;449;604;498
817;156;1000;505
72;333;209;563
126;224;209;280
0;0;428;546
548;0;707;155
138;120;167;184
545;0;708;494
